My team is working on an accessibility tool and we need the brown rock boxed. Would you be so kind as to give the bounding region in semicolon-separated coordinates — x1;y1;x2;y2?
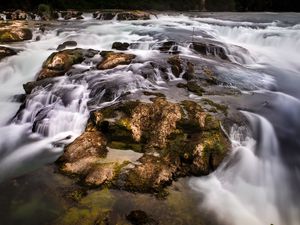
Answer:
84;163;117;186
37;48;98;80
0;46;17;60
130;98;182;149
97;52;136;70
112;42;130;51
117;11;150;20
0;24;32;43
191;41;229;61
124;155;175;192
62;131;107;163
167;55;183;77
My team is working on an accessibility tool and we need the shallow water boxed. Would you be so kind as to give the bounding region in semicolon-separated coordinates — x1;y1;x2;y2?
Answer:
0;12;299;225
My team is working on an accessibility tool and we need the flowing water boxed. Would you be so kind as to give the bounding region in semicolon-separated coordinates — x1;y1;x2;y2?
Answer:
0;12;299;225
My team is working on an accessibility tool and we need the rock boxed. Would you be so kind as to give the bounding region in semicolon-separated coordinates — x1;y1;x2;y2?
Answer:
123;154;176;192
97;12;116;20
59;130;107;175
182;61;195;81
112;42;130;51
130;98;182;149
117;11;150;20
37;48;98;80
167;55;183;77
4;10;28;20
61;10;82;20
0;46;17;60
56;41;77;50
126;210;158;225
58;98;230;192
84;163;117;186
186;81;205;96
158;41;180;54
94;10;150;21
97;52;136;70
0;24;32;43
191;41;229;61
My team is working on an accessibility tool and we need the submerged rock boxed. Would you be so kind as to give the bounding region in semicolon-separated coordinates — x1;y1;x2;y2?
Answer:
97;51;136;70
0;46;17;60
37;48;98;80
126;210;158;225
58;97;230;193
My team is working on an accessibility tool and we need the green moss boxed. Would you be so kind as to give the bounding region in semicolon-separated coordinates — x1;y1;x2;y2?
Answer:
143;91;166;98
55;189;115;225
66;189;86;202
204;114;220;130
201;98;228;116
0;31;15;42
186;81;205;96
108;141;143;152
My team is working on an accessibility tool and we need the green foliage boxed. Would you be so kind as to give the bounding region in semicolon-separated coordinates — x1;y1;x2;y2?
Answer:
37;4;50;13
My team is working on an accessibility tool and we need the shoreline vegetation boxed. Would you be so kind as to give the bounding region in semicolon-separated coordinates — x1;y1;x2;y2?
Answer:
0;0;300;12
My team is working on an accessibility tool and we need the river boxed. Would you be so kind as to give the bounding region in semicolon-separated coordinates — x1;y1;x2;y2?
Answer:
0;12;299;225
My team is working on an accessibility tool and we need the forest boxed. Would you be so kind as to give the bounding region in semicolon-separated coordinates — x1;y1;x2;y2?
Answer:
0;0;300;12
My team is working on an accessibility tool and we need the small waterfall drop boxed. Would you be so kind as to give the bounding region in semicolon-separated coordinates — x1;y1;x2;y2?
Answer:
190;112;299;225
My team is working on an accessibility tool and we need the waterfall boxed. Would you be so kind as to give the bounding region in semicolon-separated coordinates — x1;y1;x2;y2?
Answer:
190;112;300;225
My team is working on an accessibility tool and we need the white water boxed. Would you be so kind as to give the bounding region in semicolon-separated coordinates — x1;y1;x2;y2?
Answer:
0;13;300;224
190;112;299;225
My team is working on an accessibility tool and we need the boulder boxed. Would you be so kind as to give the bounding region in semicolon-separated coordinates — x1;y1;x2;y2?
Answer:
117;11;150;20
59;130;107;175
157;41;180;54
97;51;136;70
95;11;150;21
112;42;130;51
191;41;229;61
4;10;28;20
0;46;17;60
37;48;98;80
56;41;77;50
58;97;230;192
167;55;183;77
96;12;116;20
61;10;83;20
0;23;32;43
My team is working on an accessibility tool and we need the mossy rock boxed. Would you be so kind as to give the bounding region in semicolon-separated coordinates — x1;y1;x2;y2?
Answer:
37;48;98;80
58;98;230;193
201;98;228;116
186;81;205;96
0;28;32;43
54;189;115;225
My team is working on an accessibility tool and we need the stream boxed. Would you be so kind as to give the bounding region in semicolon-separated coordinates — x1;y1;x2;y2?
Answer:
0;12;299;225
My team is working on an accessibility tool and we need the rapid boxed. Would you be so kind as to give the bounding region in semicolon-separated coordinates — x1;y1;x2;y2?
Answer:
0;12;299;225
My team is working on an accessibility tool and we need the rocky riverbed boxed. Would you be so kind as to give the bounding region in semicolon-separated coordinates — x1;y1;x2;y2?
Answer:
1;11;299;225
